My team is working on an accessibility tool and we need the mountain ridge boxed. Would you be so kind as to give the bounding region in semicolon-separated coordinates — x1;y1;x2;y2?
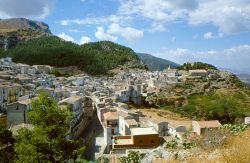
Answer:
0;18;51;34
137;53;180;71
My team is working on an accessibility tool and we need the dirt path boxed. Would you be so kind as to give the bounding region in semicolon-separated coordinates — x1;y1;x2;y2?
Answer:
137;108;192;129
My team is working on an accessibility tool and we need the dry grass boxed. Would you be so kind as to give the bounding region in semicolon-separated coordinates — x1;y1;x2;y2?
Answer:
137;108;192;129
0;28;18;33
219;128;250;163
147;128;250;163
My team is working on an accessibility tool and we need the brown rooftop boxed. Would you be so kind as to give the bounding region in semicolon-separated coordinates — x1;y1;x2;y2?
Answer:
189;69;208;73
117;110;129;118
148;118;167;125
103;111;119;120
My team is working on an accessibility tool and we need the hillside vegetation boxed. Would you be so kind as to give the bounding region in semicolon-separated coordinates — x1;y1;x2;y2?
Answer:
137;53;179;71
172;91;250;123
147;64;250;123
178;62;217;70
0;36;139;74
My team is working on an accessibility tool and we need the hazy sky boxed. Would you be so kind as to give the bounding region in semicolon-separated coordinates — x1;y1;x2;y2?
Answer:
0;0;250;73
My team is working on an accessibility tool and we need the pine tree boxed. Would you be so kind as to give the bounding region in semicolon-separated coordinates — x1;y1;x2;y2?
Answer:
14;94;85;163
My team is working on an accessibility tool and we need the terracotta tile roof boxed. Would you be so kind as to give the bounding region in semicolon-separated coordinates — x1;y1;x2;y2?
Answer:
103;111;119;120
189;69;208;73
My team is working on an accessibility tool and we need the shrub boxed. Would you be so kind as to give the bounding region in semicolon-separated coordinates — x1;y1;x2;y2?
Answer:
96;156;109;163
172;92;249;123
178;62;217;70
220;124;248;135
182;142;196;150
119;151;145;163
164;139;178;149
50;69;72;77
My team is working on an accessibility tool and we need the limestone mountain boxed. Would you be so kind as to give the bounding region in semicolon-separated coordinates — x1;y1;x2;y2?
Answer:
0;18;52;50
0;18;51;35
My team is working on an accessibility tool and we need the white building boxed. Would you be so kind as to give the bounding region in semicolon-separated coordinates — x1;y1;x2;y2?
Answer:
59;96;83;123
189;69;208;77
7;99;32;128
147;118;168;136
244;117;250;125
192;120;221;136
168;122;186;139
103;111;119;150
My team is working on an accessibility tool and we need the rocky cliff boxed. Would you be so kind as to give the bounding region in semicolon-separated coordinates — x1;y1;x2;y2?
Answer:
0;18;52;50
0;18;51;34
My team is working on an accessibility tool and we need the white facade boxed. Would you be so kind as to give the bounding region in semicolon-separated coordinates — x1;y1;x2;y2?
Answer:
245;117;250;125
7;99;32;127
118;90;130;102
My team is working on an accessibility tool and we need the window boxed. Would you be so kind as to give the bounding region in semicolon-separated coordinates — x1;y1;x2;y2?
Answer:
16;105;19;110
111;128;115;135
139;140;143;144
152;140;155;144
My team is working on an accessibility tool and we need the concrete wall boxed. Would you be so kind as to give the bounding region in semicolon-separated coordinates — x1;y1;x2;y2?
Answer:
192;121;201;135
7;103;30;127
113;134;160;149
133;134;160;148
119;90;130;102
157;122;168;136
71;113;92;138
119;116;126;135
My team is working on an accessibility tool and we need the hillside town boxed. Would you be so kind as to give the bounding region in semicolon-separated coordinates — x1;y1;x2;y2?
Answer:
0;57;249;161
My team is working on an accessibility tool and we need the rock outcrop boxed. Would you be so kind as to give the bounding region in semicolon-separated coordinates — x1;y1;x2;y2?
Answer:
0;18;52;50
0;18;51;34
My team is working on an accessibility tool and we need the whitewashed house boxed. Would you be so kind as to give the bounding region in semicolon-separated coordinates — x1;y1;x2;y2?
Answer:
192;120;221;135
118;90;130;102
0;82;22;111
7;99;32;127
168;122;186;139
189;70;208;77
59;96;83;124
102;111;119;151
147;118;168;136
72;77;84;86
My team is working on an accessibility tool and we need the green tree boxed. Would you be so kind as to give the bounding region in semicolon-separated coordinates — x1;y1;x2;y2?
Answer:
172;92;248;123
178;62;217;70
14;94;85;163
3;36;140;75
